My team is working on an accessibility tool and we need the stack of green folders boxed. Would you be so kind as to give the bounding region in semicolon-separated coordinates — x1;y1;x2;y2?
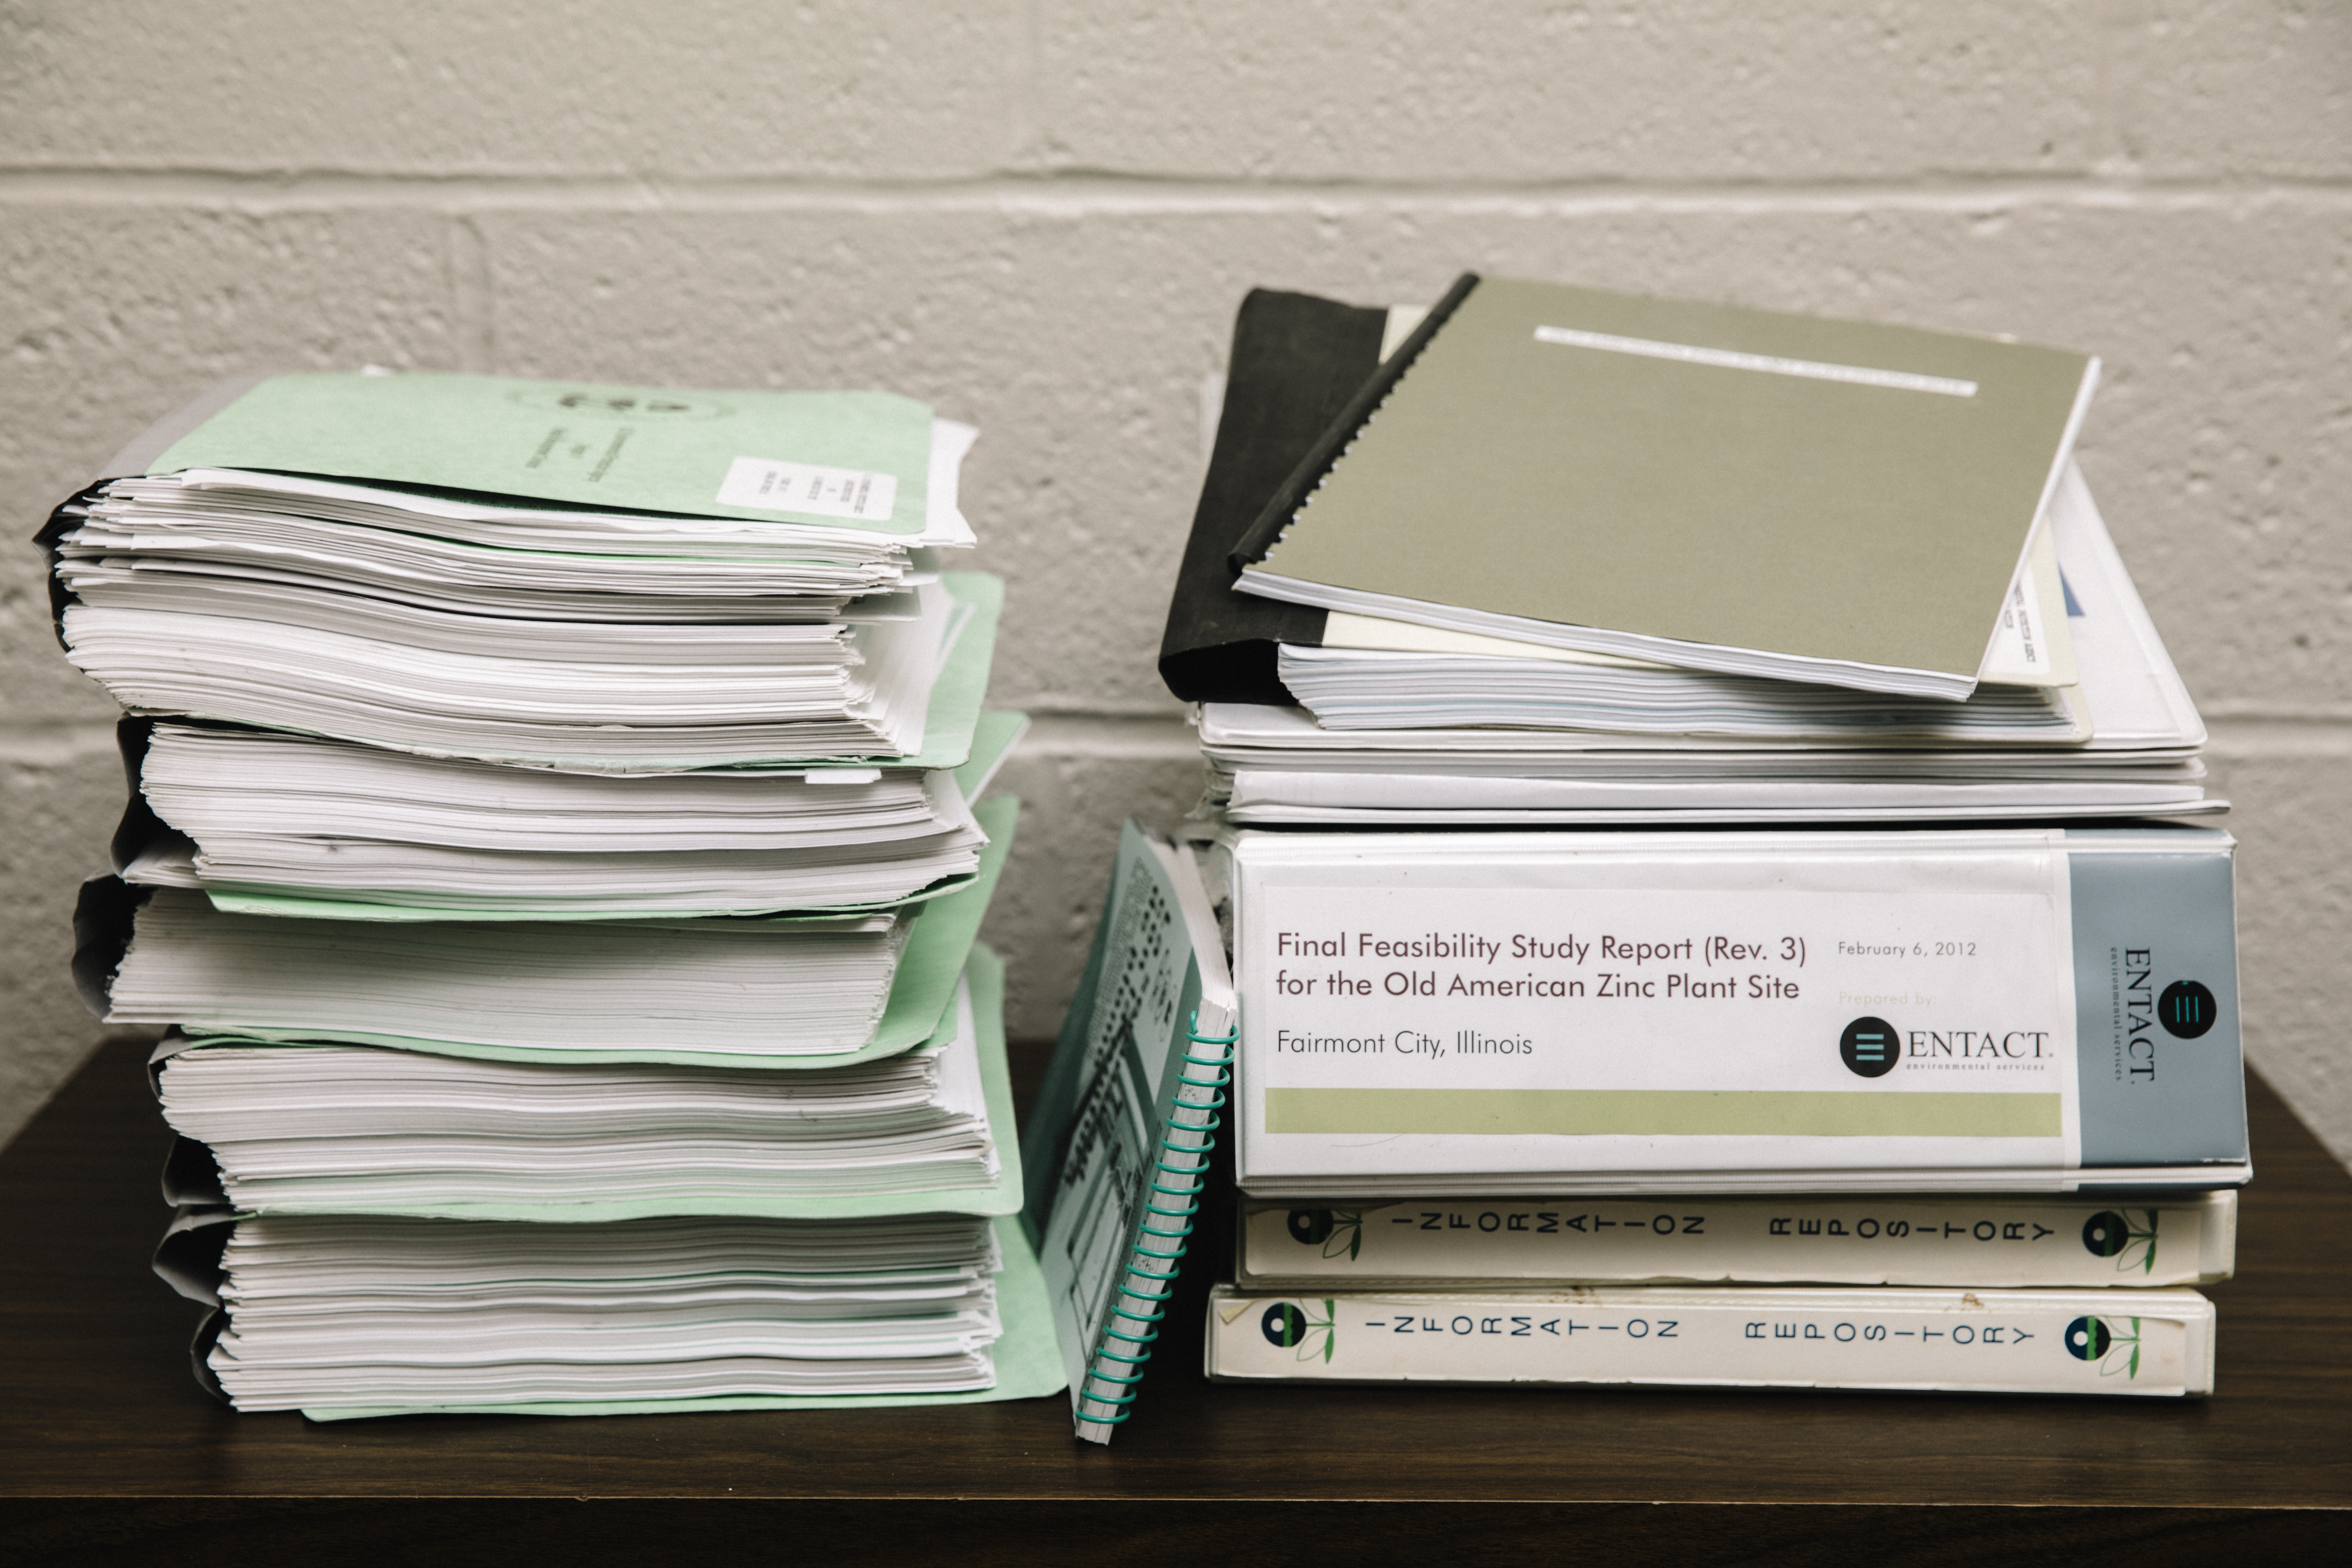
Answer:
45;371;1062;1418
1160;279;2251;1399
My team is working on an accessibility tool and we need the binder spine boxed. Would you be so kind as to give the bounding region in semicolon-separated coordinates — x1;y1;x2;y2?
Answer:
1206;1284;2218;1397
1073;1013;1237;1440
1237;1193;2237;1290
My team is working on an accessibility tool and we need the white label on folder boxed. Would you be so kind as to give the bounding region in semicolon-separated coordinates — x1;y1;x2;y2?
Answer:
716;456;897;520
1235;844;2078;1183
1532;325;1979;398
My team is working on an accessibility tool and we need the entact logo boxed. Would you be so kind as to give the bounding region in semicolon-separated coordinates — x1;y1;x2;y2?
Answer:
1840;1016;1899;1078
2124;948;2223;1082
1841;1014;2058;1078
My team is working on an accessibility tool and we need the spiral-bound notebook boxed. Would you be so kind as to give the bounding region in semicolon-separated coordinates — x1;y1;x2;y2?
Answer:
1020;823;1236;1443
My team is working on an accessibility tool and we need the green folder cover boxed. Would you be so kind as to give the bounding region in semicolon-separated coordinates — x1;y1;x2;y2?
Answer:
1239;276;2097;697
952;709;1030;801
178;796;1018;1071
146;371;934;536
800;568;1001;775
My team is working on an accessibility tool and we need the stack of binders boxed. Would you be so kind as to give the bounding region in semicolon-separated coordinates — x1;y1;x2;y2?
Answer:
1164;279;2250;1398
1164;283;2216;826
44;370;1065;1418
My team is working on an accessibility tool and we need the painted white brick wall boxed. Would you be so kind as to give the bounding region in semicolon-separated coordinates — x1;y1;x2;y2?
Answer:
2;2;2345;1160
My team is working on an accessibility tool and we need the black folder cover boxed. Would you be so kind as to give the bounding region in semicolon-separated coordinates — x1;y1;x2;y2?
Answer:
1223;271;1481;577
1155;289;1389;704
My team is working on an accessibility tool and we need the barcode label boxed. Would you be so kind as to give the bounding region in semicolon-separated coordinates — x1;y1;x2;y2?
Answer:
716;456;897;520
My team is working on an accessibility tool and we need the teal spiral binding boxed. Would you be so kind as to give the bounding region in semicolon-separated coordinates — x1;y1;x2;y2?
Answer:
1075;1010;1237;1426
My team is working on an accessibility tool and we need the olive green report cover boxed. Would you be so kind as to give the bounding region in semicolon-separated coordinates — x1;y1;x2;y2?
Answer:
1238;277;2098;700
145;372;934;534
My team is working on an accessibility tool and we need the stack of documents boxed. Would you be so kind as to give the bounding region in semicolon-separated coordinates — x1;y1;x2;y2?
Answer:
156;964;1014;1217
119;718;1006;915
1194;819;2249;1400
47;372;1016;916
1230;276;2102;702
1163;285;2216;825
48;375;985;770
1161;282;2249;1400
144;951;1063;1416
182;1211;1021;1414
145;952;1062;1416
113;889;916;1057
41;371;1065;1416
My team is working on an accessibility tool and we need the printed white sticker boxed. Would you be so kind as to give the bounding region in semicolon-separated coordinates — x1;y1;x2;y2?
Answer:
716;456;897;521
1235;846;2080;1183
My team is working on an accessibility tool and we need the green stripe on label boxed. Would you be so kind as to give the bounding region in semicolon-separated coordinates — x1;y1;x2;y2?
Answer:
1263;1088;2062;1139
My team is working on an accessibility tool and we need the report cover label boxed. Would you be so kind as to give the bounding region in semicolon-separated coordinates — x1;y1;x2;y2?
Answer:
1236;847;2079;1182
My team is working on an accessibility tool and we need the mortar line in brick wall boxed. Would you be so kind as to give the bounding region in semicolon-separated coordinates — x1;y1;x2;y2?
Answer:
2;168;2351;215
2204;715;2352;757
962;710;2352;760
447;214;495;372
0;712;1208;759
1000;709;2352;732
999;711;1199;758
1002;714;2352;764
0;718;123;764
4;714;2343;756
2204;710;2352;725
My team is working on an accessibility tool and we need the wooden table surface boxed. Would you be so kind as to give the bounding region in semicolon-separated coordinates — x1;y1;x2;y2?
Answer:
2;1037;2346;1564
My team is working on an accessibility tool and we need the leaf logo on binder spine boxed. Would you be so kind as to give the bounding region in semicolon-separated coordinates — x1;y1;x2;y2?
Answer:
1286;1209;1364;1261
1261;1300;1339;1362
2081;1209;2161;1275
2064;1315;2143;1379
